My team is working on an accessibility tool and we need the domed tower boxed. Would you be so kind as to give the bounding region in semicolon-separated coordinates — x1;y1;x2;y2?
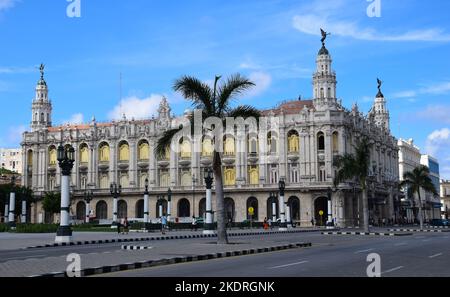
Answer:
370;78;390;131
313;29;338;111
31;64;52;132
157;96;171;128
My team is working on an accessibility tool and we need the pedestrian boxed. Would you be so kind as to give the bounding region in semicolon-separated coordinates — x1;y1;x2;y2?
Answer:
191;216;197;231
123;217;129;234
311;218;315;227
161;215;167;235
263;217;268;230
117;218;122;234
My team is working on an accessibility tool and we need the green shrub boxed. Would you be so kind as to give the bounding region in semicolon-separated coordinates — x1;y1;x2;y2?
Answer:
14;223;58;233
0;223;9;232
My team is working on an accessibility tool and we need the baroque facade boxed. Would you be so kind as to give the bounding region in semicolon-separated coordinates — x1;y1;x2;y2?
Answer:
21;40;400;226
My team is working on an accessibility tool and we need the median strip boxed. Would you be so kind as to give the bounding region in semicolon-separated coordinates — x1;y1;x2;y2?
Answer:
322;231;412;236
388;229;450;233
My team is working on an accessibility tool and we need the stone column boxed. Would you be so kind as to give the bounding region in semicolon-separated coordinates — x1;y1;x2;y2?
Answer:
8;192;15;228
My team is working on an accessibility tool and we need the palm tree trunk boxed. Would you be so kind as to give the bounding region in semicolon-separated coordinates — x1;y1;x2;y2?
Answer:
361;180;370;233
213;151;228;244
417;190;424;230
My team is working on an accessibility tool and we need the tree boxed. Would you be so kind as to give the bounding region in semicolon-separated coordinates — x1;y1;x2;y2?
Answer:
334;137;372;232
156;74;260;244
0;184;35;218
42;192;61;217
400;165;438;230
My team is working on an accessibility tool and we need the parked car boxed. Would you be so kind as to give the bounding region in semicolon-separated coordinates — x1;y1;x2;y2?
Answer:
430;219;450;226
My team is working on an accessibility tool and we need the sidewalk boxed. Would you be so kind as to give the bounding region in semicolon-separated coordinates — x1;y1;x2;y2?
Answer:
0;227;326;251
0;237;312;277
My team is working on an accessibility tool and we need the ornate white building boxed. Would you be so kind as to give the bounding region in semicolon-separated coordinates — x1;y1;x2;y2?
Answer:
21;39;400;226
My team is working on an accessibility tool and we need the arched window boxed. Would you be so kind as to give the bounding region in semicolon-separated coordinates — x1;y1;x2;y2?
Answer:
199;198;206;218
99;174;109;189
332;132;339;153
288;197;300;221
317;132;325;151
160;170;170;187
287;130;299;153
202;137;213;157
80;144;89;164
76;201;86;221
119;142;130;162
135;200;144;218
248;135;258;155
96;201;108;220
267;195;279;219
224;198;235;222
181;171;191;186
138;141;149;161
178;198;190;217
248;165;259;185
99;143;110;162
48;146;57;166
120;173;129;188
118;200;127;219
224;167;236;186
40;113;44;122
246;197;258;221
224;137;235;156
180;138;191;159
267;132;277;153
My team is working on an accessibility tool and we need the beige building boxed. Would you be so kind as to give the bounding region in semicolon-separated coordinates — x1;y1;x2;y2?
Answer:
441;180;450;219
0;148;22;174
21;39;400;226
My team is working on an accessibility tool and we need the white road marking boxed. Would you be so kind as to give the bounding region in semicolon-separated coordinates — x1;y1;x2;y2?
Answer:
354;248;374;254
429;253;443;258
394;242;407;246
269;260;309;269
422;239;431;242
381;266;404;275
3;254;46;261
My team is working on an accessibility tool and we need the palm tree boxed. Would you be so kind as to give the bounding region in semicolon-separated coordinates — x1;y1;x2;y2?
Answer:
156;74;260;244
400;165;438;230
334;137;372;232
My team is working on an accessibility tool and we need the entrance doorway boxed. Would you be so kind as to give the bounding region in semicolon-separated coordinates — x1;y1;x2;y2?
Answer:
314;197;328;226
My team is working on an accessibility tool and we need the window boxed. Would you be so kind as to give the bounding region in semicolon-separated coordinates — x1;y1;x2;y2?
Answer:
202;138;213;157
290;165;299;183
160;170;170;187
332;132;339;153
224;167;236;186
80;145;89;164
96;201;108;220
180;138;191;159
138;141;149;161
248;166;259;185
248;136;258;154
180;171;191;186
119;142;130;162
99;174;109;189
267;132;277;154
99;143;110;162
317;132;325;150
139;173;148;189
48;147;57;166
319;166;326;182
120;174;129;188
224;137;235;156
270;165;278;184
287;131;299;153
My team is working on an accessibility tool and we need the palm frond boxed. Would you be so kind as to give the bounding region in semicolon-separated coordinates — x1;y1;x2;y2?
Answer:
225;105;261;121
173;76;214;114
155;127;183;158
217;74;255;115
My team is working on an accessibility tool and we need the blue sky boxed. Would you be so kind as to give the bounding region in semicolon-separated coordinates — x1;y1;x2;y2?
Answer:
1;0;450;178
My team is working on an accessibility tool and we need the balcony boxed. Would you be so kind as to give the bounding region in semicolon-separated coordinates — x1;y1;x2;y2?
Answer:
78;162;88;171
178;156;191;166
47;164;57;172
98;162;109;171
200;154;213;166
287;151;299;162
158;159;169;167
137;159;149;169
117;161;129;170
247;152;259;164
222;152;236;165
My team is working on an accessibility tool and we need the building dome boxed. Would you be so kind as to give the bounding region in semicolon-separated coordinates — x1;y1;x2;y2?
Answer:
318;45;329;56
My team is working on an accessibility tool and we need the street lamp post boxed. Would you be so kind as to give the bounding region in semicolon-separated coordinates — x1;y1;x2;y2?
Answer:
21;194;27;224
157;194;165;218
143;178;149;228
203;168;214;235
327;187;334;229
167;188;172;222
110;182;121;228
84;188;93;224
4;203;8;224
55;144;75;243
8;175;16;228
278;179;287;231
271;192;277;223
192;174;196;218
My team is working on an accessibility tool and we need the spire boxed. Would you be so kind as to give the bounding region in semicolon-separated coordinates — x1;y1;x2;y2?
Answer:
376;78;384;98
370;78;390;131
31;63;52;131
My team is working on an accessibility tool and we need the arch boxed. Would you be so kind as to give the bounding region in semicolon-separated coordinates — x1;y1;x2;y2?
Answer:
224;136;235;156
288;196;300;221
76;201;86;221
247;134;258;154
179;138;191;159
332;131;339;153
267;196;279;220
138;140;149;161
119;173;129;188
202;137;213;157
99;174;109;189
118;200;127;219
96;200;108;220
199;198;206;218
317;132;325;151
314;197;328;226
180;171;192;186
246;197;258;221
248;165;259;185
224;166;236;186
119;141;130;162
40;112;44;122
224;197;235;222
156;199;168;217
135;199;144;218
48;145;57;166
267;131;278;153
178;198;191;218
79;143;89;164
99;142;110;162
287;130;300;153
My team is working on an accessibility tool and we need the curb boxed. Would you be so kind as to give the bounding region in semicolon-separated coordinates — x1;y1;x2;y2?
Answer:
24;228;332;250
388;229;449;233
121;245;153;250
29;242;312;277
322;231;413;236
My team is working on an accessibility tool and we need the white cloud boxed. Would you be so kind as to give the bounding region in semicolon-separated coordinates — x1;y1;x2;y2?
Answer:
292;4;450;42
0;0;18;11
108;94;163;120
247;71;272;97
0;66;35;74
417;105;450;124
394;81;450;101
425;128;450;179
392;90;417;99
63;113;84;125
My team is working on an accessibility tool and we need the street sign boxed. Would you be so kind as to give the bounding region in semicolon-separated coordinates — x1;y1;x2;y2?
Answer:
248;207;254;215
319;210;324;216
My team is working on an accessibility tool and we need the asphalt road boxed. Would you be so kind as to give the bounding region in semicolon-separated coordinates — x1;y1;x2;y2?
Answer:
98;232;450;277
